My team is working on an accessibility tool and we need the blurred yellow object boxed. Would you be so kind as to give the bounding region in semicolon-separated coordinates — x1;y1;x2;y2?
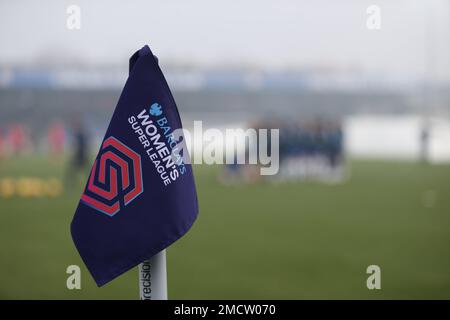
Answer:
0;177;63;198
44;178;63;197
0;178;15;198
17;178;42;198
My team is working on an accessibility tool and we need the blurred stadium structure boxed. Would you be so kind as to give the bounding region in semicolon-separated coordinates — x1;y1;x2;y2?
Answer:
1;0;450;299
1;66;450;162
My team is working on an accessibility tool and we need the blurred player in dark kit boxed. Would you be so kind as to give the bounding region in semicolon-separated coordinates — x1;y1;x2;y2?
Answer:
66;116;90;188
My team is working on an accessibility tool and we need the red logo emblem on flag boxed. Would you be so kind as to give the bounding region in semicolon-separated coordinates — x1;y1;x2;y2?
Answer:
81;136;143;216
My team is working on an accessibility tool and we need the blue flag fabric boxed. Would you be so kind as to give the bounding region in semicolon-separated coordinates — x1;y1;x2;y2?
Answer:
71;45;199;286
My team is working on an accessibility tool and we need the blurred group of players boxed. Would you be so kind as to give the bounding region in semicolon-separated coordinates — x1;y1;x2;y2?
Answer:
0;117;91;194
221;118;346;184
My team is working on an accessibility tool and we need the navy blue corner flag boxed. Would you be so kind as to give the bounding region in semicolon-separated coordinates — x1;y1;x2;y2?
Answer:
71;45;199;286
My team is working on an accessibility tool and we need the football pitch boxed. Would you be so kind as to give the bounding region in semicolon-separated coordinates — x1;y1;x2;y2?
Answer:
0;156;449;299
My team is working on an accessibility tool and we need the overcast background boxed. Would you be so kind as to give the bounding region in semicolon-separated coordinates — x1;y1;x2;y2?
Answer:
0;0;449;83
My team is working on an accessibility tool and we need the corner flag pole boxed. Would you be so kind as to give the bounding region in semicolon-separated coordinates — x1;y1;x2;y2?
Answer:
138;250;168;300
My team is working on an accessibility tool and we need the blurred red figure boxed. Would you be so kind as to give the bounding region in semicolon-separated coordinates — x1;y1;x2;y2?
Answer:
48;120;66;157
8;124;26;155
0;130;3;159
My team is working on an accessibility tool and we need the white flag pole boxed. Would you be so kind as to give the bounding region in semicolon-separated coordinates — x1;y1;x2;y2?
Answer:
138;250;168;300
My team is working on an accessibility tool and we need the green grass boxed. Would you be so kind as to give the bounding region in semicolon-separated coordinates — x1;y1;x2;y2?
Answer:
0;156;449;299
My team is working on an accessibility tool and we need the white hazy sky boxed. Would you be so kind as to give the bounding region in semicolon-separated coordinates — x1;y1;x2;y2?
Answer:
0;0;449;81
